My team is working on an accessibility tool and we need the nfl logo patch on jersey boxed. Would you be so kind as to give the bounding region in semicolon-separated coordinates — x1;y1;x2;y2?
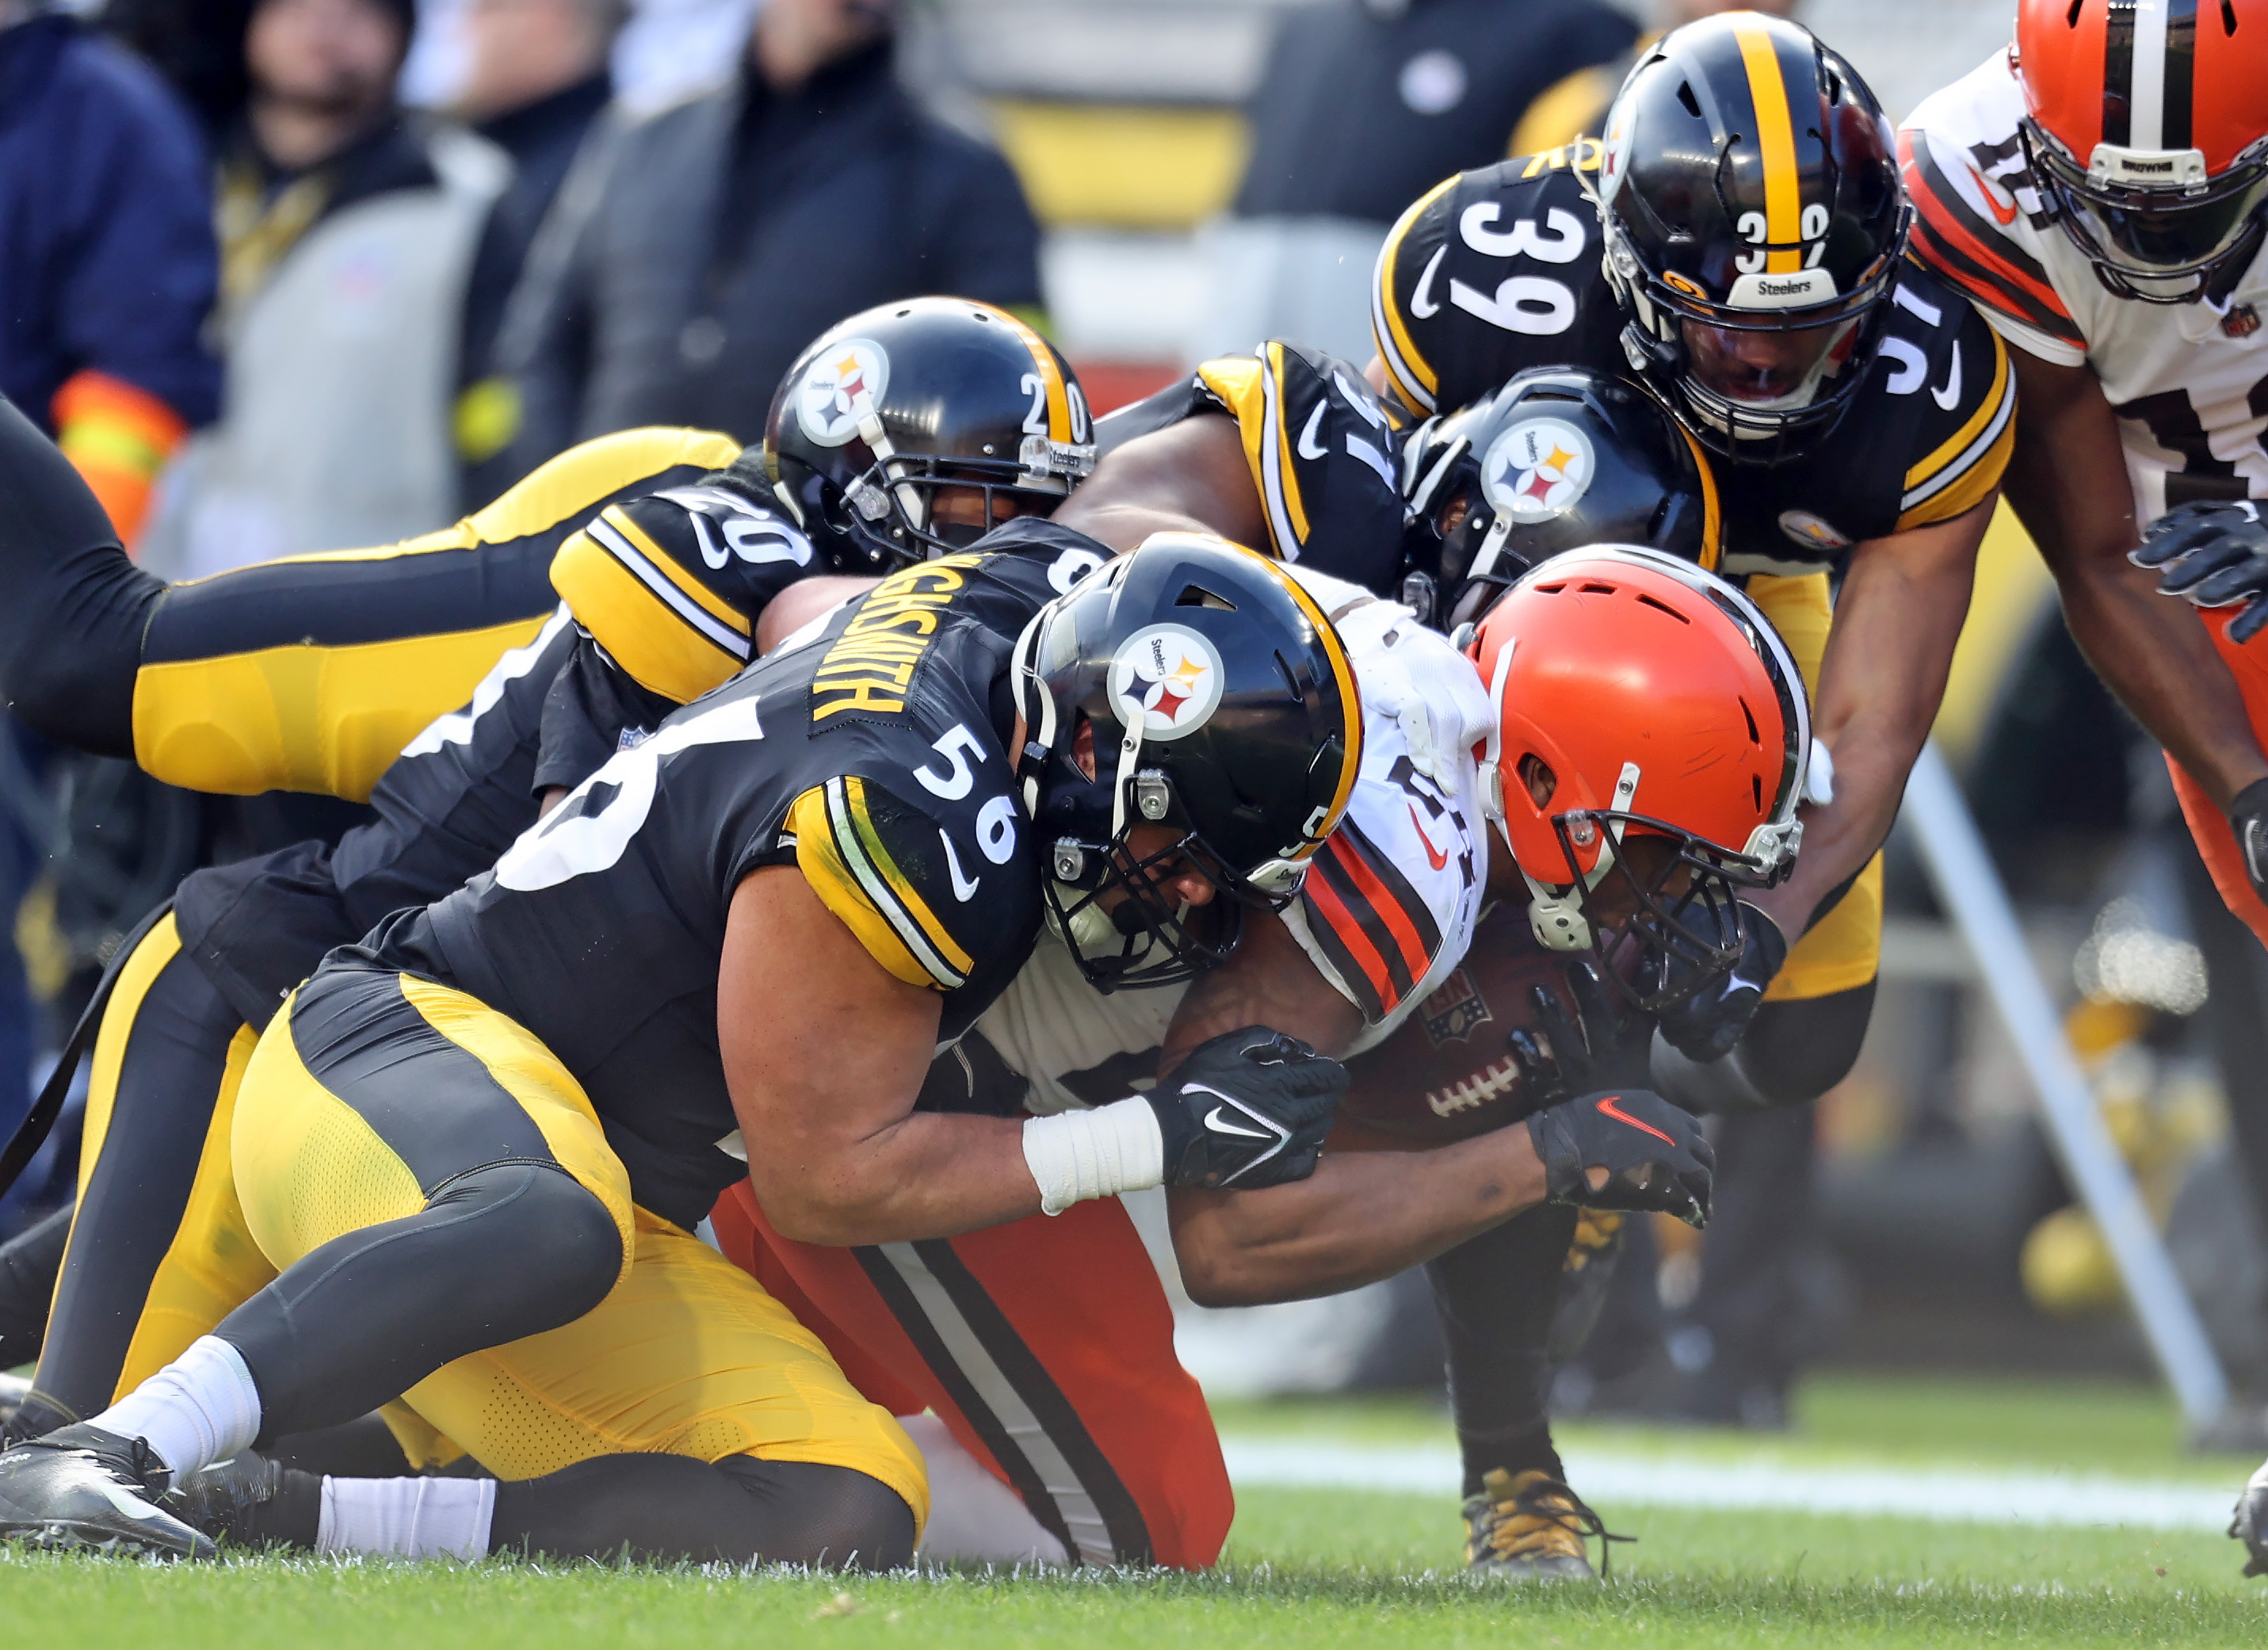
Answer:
1420;967;1492;1046
2225;304;2262;339
1778;510;1852;552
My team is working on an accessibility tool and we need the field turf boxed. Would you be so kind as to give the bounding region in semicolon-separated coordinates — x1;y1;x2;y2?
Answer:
8;1373;2268;1648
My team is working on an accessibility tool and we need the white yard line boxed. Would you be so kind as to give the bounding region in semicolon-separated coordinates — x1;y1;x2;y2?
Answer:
1220;1440;2240;1533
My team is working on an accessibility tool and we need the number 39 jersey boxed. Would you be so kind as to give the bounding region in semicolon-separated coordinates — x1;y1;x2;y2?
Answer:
364;535;1076;1227
1903;51;2268;521
1372;148;2017;574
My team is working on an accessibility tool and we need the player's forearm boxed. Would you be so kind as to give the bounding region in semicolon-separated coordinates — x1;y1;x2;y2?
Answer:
1163;1130;1548;1307
748;1112;1044;1246
2054;550;2268;808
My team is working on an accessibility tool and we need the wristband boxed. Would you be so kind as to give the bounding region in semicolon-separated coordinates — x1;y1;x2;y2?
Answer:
1021;1097;1166;1216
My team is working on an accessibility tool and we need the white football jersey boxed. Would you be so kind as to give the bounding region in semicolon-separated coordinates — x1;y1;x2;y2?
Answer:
1903;49;2268;523
953;573;1495;1117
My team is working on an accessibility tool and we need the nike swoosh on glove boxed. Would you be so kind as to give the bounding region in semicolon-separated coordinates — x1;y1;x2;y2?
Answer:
2132;499;2268;644
1653;900;1786;1064
1527;1089;1714;1228
1150;1026;1346;1190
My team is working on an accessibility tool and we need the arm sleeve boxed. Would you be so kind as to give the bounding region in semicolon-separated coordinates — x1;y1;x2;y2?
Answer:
0;392;162;757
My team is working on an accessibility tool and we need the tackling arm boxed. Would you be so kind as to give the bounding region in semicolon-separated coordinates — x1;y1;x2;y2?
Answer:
2002;348;2268;810
1751;495;1994;941
1052;414;1264;554
720;865;1044;1244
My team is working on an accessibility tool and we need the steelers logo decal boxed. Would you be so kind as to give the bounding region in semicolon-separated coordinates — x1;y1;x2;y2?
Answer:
1777;510;1852;551
1109;624;1226;743
1482;418;1596;524
796;339;890;448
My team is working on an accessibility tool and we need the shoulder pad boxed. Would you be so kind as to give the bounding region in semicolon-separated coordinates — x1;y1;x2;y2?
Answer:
551;487;815;706
1191;342;1405;588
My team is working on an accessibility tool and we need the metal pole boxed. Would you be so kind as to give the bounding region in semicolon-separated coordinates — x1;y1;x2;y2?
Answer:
1899;741;2231;1430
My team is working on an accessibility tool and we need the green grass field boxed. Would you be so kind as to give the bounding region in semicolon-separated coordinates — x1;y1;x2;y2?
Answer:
8;1373;2268;1648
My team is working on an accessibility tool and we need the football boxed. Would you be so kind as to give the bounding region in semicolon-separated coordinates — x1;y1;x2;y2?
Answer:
1334;903;1583;1149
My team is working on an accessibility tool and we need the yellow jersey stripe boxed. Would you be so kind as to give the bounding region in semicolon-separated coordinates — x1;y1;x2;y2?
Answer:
1373;175;1456;414
788;787;938;991
1259;343;1313;555
595;506;750;638
1675;421;1724;572
1903;329;2013;492
1735;24;1803;273
1197;354;1295;561
837;776;972;981
1255;549;1363;849
548;529;743;707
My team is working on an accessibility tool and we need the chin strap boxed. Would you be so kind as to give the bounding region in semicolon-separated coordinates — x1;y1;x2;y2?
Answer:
1524;761;1640;954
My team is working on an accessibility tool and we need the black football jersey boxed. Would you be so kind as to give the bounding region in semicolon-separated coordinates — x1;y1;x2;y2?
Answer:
1098;341;1408;594
170;436;822;1029
365;537;1076;1226
1372;150;2018;575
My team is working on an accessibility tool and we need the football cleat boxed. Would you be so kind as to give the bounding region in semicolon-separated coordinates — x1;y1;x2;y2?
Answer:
167;1451;286;1551
0;1370;29;1445
1462;1467;1627;1581
0;1423;214;1559
2231;1457;2268;1577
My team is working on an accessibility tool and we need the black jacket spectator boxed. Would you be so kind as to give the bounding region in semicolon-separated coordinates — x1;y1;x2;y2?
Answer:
507;40;1042;460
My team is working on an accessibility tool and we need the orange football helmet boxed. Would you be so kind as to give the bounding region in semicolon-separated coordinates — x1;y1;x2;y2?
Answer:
1468;545;1810;1010
2015;0;2268;302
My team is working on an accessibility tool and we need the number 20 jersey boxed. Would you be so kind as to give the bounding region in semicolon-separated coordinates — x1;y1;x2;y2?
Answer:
365;537;1070;1226
1903;50;2268;521
1371;148;2016;574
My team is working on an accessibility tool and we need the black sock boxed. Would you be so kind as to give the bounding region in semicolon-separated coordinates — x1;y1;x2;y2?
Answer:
1424;1203;1577;1499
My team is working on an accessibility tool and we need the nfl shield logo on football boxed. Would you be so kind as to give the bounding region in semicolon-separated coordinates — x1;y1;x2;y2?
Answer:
796;339;891;447
1420;967;1493;1046
1482;417;1596;523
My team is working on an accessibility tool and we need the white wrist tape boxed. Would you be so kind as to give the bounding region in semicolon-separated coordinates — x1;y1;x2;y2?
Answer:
1021;1096;1166;1216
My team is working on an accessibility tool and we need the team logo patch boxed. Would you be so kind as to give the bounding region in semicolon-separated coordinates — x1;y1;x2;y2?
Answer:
1109;624;1225;743
1419;966;1492;1047
1778;510;1851;551
1482;417;1595;523
796;339;890;448
2226;304;2262;339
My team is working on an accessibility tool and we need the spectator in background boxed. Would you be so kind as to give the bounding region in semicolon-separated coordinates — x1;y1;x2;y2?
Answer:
0;2;220;1235
140;0;506;579
1510;0;1802;155
1194;0;1634;365
449;0;624;508
498;0;1042;467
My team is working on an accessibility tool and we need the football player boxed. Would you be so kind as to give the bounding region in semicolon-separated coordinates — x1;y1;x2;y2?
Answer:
0;298;1094;1451
1896;0;2268;1578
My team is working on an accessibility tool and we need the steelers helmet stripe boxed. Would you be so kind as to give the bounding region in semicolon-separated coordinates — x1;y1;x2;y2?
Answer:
1260;556;1365;848
1732;21;1803;272
995;306;1074;442
584;512;750;661
1257;343;1312;556
826;776;971;988
1372;175;1455;413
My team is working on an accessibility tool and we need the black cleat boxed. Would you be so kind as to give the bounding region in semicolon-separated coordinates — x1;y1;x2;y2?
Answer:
0;1371;29;1445
0;1423;215;1559
168;1452;287;1550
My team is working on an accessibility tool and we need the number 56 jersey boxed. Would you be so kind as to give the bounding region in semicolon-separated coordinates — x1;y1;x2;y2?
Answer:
1373;148;2015;573
365;542;1067;1228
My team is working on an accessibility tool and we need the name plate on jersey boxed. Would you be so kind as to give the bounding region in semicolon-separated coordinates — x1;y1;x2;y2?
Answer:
809;554;981;724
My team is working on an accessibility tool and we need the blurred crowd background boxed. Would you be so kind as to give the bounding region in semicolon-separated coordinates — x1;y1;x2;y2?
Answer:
2;0;2256;1440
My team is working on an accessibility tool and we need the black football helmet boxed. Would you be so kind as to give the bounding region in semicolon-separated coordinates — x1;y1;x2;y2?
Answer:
1399;366;1721;629
1012;533;1362;992
765;297;1097;571
1596;13;1909;461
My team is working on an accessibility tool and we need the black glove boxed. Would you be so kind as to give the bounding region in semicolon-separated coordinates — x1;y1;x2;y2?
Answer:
1148;1027;1346;1190
1653;900;1787;1064
1526;1089;1714;1228
2232;778;2268;906
2131;500;2268;644
1506;958;1620;1112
